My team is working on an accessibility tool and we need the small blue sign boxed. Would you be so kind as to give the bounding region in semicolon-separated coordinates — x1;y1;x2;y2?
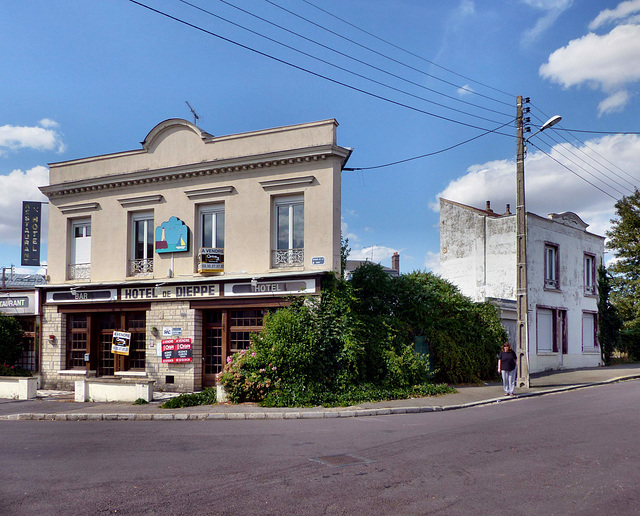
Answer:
311;256;325;265
156;217;189;254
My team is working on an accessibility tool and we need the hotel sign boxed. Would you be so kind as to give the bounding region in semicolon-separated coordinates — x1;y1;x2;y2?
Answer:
224;278;316;297
21;201;41;266
121;283;220;301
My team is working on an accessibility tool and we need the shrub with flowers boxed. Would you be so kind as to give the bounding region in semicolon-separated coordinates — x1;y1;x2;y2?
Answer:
0;313;24;368
218;347;281;403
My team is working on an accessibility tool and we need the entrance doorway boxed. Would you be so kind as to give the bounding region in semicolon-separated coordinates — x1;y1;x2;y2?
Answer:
202;309;264;387
66;311;146;376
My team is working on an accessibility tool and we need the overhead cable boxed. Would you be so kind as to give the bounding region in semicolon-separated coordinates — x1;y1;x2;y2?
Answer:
128;0;516;134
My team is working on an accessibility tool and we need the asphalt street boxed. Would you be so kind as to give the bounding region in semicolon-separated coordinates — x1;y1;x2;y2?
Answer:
2;380;640;515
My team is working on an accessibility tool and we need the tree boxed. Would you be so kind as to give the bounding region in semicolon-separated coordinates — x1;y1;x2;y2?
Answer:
0;313;24;366
597;265;622;366
606;189;640;327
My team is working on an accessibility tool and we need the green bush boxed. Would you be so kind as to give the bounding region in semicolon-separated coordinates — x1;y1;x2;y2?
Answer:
0;313;24;366
160;388;218;409
0;364;32;377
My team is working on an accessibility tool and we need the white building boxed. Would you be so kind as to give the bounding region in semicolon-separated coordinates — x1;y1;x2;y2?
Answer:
439;198;604;373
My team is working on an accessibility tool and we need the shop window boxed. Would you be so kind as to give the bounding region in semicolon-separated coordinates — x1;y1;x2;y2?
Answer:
273;195;304;267
230;309;264;352
130;211;154;276
16;318;38;372
67;314;88;369
69;219;91;281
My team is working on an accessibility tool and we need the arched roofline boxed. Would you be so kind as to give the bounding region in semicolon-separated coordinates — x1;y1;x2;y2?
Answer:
141;118;214;151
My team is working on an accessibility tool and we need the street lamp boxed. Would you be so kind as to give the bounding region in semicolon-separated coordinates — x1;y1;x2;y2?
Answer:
516;96;562;388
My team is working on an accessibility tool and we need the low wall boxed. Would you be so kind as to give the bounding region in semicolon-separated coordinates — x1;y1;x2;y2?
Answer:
75;378;155;403
0;377;38;400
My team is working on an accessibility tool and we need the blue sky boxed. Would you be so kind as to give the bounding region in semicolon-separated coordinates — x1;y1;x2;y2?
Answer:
2;0;639;274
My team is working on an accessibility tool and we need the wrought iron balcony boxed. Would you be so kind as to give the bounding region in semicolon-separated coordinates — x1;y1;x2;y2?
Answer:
272;248;304;268
129;258;154;276
67;263;91;281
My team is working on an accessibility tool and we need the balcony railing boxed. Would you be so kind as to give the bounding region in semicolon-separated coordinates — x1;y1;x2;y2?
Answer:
129;258;154;276
67;263;91;281
272;248;304;268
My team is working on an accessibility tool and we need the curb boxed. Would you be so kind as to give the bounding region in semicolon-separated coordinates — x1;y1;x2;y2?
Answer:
1;375;638;422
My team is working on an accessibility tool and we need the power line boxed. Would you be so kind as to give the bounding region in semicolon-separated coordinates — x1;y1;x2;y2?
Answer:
526;140;618;200
196;0;511;119
177;0;510;125
529;104;638;190
128;0;516;134
299;0;516;100
344;119;515;171
555;128;640;134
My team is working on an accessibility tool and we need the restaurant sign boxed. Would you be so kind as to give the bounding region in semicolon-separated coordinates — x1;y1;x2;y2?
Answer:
0;292;38;315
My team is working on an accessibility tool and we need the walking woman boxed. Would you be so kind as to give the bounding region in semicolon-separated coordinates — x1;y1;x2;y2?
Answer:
498;342;517;396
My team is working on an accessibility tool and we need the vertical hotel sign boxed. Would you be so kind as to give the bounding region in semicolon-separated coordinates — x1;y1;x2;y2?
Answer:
21;201;41;266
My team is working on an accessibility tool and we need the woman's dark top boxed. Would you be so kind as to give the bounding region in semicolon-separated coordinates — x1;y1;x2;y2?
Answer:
499;350;517;372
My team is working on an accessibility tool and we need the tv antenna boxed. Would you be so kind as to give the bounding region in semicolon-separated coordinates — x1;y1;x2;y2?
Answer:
185;101;199;125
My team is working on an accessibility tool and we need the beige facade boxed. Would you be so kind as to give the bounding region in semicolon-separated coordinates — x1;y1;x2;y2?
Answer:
38;118;350;392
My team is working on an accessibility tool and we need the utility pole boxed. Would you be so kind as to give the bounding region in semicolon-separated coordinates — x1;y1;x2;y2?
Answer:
516;95;530;388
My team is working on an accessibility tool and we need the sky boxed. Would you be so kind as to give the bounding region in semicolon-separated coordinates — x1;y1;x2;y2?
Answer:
1;0;639;275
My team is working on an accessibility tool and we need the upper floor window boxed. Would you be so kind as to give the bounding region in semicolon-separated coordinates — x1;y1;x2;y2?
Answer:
130;211;154;276
584;254;596;295
200;205;225;249
273;195;304;268
544;244;559;289
68;219;91;280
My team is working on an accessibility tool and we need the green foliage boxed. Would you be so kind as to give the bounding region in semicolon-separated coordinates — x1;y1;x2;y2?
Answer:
597;265;623;365
0;364;31;377
133;398;149;405
606;189;640;328
160;388;218;409
0;314;25;366
218;262;506;407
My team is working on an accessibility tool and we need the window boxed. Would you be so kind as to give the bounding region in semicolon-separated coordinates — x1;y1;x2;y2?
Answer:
69;219;91;280
536;307;567;354
544;244;559;289
582;311;598;352
584;254;596;294
130;212;154;276
273;195;304;267
200;205;225;249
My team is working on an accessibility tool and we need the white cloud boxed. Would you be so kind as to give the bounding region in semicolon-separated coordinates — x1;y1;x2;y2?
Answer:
519;0;573;45
457;84;474;96
38;118;59;129
431;134;640;241
349;245;398;264
0;122;65;156
598;90;632;115
540;4;640;114
590;0;640;29
424;250;441;274
0;166;49;245
540;24;640;91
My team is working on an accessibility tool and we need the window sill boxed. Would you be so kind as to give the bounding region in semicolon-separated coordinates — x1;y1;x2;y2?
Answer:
536;352;558;356
115;371;147;377
583;292;596;298
582;351;599;354
58;370;88;375
543;287;562;293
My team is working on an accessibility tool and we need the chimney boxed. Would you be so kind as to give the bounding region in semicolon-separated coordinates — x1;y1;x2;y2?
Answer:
504;204;512;215
392;252;400;274
485;201;493;213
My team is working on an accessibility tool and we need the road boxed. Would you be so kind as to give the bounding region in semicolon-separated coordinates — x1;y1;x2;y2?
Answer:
2;381;639;515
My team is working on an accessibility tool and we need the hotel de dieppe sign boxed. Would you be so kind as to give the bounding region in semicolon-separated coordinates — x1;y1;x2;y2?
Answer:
45;279;316;303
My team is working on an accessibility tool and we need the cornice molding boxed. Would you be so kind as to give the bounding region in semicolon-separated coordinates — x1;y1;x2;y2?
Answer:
40;144;348;199
185;186;235;200
58;202;101;214
117;194;164;207
260;176;315;190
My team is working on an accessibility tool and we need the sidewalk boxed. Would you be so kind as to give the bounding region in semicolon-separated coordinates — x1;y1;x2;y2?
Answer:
1;363;639;421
